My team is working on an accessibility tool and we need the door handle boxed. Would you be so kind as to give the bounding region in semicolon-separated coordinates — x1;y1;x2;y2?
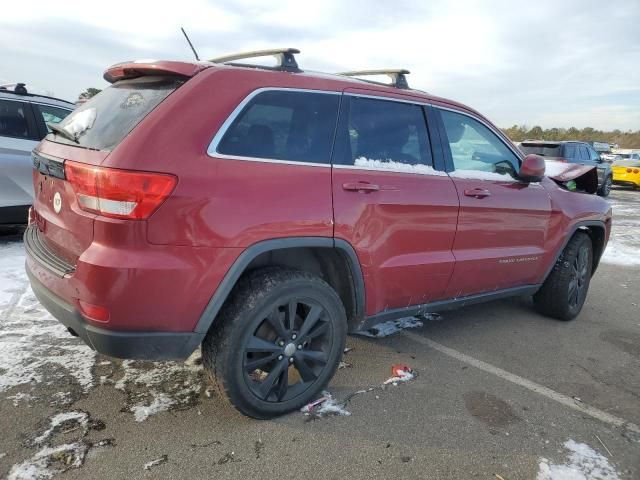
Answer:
464;188;491;198
342;182;380;192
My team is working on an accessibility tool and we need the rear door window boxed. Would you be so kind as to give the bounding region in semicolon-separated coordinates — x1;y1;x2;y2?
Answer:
48;76;183;151
216;90;340;164
563;144;577;160
334;96;433;171
578;145;591;162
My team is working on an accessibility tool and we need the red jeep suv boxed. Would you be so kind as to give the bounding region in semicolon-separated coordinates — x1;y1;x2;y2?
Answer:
25;49;611;418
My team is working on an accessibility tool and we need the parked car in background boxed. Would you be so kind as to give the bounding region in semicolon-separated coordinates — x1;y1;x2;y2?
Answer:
25;51;611;418
612;151;640;189
519;140;613;196
0;84;74;224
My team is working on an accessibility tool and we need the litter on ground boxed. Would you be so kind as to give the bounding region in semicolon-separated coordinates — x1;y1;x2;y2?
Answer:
143;455;168;471
384;364;415;385
301;364;416;418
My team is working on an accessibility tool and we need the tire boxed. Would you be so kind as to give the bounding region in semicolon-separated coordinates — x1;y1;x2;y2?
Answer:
202;267;347;419
597;175;612;197
533;232;593;321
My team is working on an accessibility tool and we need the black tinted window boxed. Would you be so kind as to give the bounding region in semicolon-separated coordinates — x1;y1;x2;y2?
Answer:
338;96;432;169
0;100;29;138
217;91;340;164
49;76;182;151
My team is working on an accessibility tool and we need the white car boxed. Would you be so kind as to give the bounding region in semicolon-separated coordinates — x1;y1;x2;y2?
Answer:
0;84;74;224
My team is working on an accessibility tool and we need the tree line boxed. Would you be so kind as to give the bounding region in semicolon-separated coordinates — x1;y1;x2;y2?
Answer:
501;125;640;149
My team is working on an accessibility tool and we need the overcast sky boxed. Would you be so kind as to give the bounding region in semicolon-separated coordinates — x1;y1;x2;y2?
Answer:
1;0;638;130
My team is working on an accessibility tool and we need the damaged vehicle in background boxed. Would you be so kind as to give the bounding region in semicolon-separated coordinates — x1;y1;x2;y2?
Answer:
24;49;611;418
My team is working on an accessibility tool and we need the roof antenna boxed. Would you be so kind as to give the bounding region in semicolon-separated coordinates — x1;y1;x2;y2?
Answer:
180;27;200;61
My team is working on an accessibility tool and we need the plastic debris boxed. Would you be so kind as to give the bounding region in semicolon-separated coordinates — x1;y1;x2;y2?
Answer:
359;317;424;337
384;365;415;386
143;455;168;471
300;391;351;417
338;361;352;369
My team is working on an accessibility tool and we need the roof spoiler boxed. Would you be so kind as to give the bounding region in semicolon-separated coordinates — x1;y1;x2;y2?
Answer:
103;60;208;83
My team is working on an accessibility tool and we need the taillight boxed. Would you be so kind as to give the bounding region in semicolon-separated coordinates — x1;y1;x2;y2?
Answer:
627;168;633;173
634;169;639;174
64;161;177;220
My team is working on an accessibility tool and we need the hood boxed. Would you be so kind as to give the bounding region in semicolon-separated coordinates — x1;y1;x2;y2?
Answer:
544;159;598;194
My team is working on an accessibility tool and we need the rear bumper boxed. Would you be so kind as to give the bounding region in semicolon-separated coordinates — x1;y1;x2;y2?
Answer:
27;268;203;360
612;179;639;187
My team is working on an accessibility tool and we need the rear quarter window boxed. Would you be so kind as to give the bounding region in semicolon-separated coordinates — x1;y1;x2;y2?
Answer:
48;76;183;151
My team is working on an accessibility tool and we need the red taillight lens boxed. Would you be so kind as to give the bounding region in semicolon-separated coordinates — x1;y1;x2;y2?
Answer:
627;168;633;173
64;161;176;220
634;169;639;174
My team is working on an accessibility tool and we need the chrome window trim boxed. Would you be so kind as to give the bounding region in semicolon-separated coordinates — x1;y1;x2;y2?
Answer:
206;87;341;164
435;105;524;162
208;154;331;168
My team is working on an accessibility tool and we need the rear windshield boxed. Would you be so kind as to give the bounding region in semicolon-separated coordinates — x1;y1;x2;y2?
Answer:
613;159;640;167
47;76;183;151
519;143;561;157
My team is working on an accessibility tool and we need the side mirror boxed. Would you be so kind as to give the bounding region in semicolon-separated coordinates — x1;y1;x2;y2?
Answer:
518;154;545;182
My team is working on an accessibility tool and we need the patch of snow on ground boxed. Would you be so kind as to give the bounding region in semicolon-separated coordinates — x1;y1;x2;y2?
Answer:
7;392;35;406
0;242;96;393
115;352;203;422
354;157;448;176
537;439;620;480
602;190;640;266
7;442;87;480
33;411;89;445
131;393;175;422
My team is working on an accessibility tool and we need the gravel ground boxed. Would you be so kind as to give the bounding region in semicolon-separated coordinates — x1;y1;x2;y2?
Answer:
0;187;638;480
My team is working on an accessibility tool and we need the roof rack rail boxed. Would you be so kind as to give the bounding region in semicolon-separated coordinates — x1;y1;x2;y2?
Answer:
209;48;301;72
0;82;28;94
337;69;410;89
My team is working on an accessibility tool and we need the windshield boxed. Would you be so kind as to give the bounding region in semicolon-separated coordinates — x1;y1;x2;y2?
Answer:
48;76;183;151
519;143;561;157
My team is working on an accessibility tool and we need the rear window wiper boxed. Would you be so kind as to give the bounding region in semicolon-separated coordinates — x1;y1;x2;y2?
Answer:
48;122;78;143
